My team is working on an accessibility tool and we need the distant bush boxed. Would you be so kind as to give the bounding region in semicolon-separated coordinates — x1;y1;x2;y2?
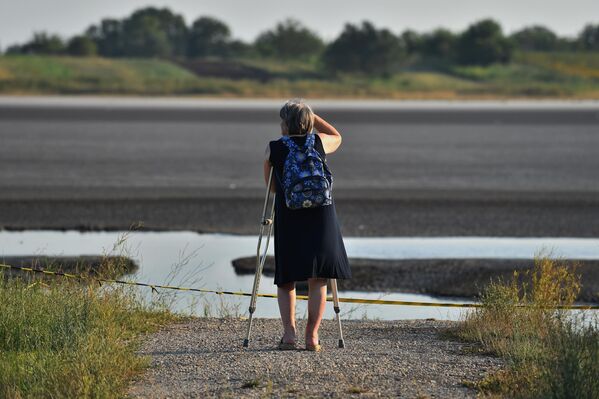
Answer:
84;18;124;57
400;30;424;55
323;21;404;76
4;5;599;74
457;19;513;66
66;35;97;56
187;16;232;58
7;32;66;55
578;24;599;51
420;28;457;62
121;7;188;58
254;19;324;60
85;7;188;58
510;25;560;51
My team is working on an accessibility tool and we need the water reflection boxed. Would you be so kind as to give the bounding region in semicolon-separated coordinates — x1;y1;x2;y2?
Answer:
1;231;598;320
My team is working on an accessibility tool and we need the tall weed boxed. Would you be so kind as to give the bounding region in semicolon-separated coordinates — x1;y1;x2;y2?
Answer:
455;256;598;398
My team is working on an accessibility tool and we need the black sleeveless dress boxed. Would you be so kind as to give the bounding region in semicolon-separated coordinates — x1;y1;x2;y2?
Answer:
267;133;352;286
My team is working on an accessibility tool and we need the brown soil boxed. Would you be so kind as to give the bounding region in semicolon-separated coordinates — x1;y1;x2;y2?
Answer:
232;256;599;302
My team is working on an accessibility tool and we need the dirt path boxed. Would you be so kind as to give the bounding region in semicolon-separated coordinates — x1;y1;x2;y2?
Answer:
128;318;503;398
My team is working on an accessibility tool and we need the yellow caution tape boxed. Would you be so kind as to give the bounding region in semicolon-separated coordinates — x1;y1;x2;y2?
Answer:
1;263;597;309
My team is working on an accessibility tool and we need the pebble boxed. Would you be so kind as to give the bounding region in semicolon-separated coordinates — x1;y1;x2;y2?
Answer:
128;318;504;398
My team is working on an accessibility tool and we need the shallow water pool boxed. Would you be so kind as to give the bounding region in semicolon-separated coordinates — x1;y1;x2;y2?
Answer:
1;231;598;320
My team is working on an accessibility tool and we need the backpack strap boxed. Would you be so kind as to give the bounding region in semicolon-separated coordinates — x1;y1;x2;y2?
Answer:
305;132;315;149
281;135;299;152
281;133;314;152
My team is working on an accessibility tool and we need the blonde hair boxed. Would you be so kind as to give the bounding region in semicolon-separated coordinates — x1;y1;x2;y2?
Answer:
279;98;314;135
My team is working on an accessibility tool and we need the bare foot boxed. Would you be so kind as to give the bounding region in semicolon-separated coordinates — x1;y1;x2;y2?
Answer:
282;330;297;344
305;333;319;347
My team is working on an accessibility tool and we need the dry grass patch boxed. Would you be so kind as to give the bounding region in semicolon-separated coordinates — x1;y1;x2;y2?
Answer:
0;238;177;398
453;256;599;398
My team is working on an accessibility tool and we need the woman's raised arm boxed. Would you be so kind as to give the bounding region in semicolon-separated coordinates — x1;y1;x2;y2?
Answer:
314;114;342;154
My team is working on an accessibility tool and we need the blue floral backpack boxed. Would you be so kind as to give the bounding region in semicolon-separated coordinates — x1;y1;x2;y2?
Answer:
280;133;333;209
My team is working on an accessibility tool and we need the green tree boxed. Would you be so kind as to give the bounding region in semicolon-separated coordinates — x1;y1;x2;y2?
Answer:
187;16;231;58
66;35;98;56
254;19;324;60
227;39;254;58
86;7;187;58
5;45;22;54
121;7;188;58
457;19;513;65
510;25;559;51
421;28;456;61
17;32;65;55
122;14;171;57
85;19;124;57
400;30;424;54
578;24;599;51
323;21;404;76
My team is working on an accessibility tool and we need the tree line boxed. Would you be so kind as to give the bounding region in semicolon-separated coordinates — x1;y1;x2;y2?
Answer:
4;7;599;75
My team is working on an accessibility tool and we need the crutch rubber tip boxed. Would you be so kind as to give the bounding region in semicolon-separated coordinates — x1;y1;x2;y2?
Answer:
243;339;249;348
338;339;345;348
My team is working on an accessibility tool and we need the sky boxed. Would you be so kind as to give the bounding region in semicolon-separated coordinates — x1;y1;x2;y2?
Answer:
1;0;598;48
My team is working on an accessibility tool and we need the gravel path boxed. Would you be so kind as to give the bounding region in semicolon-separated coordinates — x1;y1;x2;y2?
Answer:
128;318;503;398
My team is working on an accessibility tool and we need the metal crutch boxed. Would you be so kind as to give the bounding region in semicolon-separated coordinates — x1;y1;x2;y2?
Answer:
243;166;276;347
330;279;345;348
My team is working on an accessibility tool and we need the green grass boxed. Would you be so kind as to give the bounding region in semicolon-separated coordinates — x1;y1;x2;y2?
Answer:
0;262;177;398
0;55;200;94
1;52;599;98
235;56;322;77
449;51;599;97
517;51;599;80
0;54;474;98
452;257;599;398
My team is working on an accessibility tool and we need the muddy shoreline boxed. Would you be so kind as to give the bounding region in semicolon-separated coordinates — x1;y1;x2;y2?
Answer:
2;193;599;237
232;256;599;303
0;256;138;280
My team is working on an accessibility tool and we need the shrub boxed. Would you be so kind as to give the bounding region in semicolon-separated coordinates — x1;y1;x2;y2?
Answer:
0;259;174;397
457;19;513;66
66;36;98;57
456;256;598;398
254;19;324;60
322;21;404;76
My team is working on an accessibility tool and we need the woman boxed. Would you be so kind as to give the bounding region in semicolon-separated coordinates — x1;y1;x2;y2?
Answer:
264;99;351;351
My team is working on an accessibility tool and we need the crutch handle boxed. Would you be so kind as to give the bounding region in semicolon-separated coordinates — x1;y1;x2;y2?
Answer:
261;218;273;226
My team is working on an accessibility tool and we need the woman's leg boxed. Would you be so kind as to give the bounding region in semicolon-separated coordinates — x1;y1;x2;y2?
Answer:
277;281;297;343
306;278;327;347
